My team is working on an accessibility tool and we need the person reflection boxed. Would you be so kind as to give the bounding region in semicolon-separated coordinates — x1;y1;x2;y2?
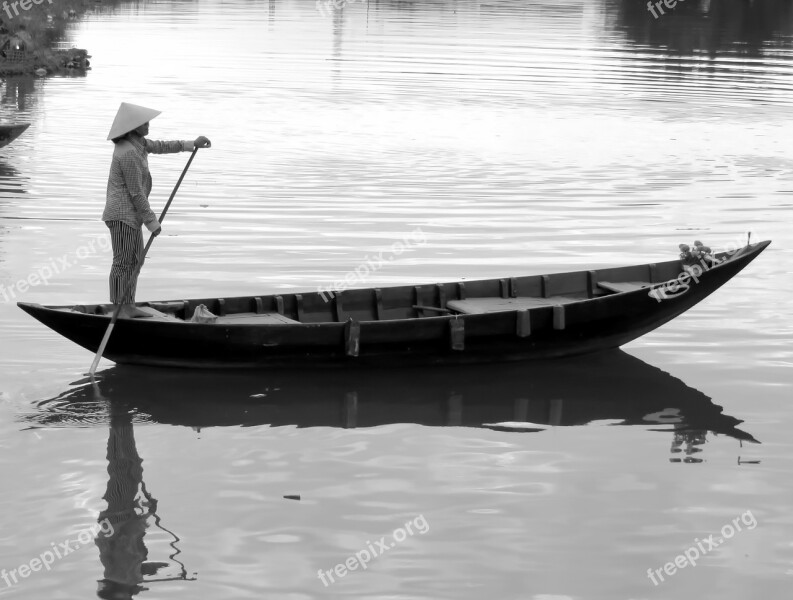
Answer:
1;75;36;110
94;404;156;599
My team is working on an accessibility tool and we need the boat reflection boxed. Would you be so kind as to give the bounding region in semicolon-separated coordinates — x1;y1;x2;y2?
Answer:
27;350;758;597
33;349;757;445
0;158;25;197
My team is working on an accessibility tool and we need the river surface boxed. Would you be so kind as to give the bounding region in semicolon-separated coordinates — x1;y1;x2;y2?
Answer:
1;0;792;598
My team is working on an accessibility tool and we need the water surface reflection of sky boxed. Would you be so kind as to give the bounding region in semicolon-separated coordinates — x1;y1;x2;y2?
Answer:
0;1;791;599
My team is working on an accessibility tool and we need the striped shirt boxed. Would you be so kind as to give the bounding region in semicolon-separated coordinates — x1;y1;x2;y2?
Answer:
103;132;194;229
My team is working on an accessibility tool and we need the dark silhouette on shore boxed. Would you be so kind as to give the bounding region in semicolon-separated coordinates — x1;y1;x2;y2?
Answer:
609;0;793;57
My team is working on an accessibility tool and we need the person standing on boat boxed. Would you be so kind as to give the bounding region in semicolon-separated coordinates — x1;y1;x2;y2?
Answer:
103;102;210;318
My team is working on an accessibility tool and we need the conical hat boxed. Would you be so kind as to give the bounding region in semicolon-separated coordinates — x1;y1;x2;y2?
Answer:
107;102;162;140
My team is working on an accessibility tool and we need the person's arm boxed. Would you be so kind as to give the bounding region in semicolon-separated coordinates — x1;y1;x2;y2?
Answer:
145;139;191;154
145;136;211;154
118;151;160;232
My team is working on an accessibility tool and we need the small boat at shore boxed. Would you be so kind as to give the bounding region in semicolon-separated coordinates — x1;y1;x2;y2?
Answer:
18;240;770;369
0;122;30;148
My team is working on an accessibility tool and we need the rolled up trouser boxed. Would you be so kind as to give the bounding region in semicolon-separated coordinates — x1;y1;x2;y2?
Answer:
106;220;143;304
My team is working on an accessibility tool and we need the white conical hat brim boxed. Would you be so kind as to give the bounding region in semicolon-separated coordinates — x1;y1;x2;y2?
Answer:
107;102;162;140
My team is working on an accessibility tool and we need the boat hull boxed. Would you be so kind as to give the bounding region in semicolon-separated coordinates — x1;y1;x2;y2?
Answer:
17;241;770;369
0;123;30;148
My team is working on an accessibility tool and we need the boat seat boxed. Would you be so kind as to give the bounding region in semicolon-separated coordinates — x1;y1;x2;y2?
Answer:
597;281;651;294
446;296;582;315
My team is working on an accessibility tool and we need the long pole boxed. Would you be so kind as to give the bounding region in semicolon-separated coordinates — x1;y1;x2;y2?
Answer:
88;147;201;377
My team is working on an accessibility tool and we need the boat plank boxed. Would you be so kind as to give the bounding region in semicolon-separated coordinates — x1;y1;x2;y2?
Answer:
447;296;583;315
597;281;651;294
214;312;300;325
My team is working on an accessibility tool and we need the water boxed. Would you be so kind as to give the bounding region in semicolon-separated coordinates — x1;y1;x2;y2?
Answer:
1;0;792;597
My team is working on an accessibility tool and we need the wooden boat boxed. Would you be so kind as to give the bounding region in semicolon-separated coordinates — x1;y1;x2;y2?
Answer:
18;240;770;369
0;122;30;148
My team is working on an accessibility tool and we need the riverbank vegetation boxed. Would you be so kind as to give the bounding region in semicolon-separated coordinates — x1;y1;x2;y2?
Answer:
0;0;118;74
